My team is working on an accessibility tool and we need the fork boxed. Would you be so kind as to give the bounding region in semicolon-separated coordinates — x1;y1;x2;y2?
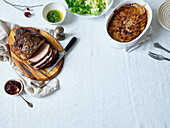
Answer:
148;51;170;61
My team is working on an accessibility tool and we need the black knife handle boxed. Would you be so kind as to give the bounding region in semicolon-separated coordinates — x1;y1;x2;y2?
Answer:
64;37;77;52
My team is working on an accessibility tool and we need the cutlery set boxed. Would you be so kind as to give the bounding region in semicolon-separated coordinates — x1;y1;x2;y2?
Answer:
148;42;170;62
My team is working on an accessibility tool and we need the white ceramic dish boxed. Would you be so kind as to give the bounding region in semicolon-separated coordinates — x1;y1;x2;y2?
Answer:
106;0;152;49
42;2;66;24
4;79;23;96
157;1;170;31
65;0;114;18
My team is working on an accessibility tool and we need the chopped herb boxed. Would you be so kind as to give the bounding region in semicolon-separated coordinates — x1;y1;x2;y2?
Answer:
47;10;63;23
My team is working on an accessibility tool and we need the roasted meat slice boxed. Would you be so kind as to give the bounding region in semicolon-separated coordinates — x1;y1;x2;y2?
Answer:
33;48;53;68
29;43;50;63
37;49;59;69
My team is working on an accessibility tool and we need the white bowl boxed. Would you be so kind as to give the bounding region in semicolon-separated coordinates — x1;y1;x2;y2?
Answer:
106;0;152;49
4;79;23;96
157;1;170;31
42;2;66;24
65;0;114;18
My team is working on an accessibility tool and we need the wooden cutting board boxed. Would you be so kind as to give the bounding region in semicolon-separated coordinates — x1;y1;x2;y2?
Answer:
8;27;64;81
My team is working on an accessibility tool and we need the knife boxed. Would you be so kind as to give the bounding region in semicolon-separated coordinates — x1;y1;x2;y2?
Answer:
125;41;144;52
47;37;77;73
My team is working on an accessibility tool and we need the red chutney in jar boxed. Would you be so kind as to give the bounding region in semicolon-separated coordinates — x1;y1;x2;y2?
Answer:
5;80;22;95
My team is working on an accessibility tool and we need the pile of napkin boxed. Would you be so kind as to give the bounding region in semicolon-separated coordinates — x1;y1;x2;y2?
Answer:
0;19;59;98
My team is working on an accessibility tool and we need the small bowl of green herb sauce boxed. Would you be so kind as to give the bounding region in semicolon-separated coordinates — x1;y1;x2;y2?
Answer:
43;3;66;24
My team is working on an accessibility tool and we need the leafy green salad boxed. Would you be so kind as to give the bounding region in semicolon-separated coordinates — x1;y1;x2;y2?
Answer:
65;0;111;16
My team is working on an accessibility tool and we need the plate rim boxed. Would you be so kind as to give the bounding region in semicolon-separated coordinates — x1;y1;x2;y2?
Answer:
157;1;170;31
64;0;114;18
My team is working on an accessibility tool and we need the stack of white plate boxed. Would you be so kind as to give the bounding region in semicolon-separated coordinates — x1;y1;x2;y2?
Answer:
157;0;170;31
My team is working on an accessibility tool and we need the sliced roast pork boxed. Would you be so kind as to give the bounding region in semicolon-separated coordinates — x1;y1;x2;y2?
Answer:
29;43;50;63
33;48;53;68
10;27;60;70
37;49;59;69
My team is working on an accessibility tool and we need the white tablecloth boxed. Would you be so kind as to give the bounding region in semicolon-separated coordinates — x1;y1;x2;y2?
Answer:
0;0;170;128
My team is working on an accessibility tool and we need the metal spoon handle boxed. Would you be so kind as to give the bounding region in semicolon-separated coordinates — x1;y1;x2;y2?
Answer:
154;43;170;53
18;94;33;108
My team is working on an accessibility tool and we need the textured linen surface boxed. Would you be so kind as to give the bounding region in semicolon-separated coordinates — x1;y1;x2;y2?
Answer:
0;0;170;128
0;19;59;98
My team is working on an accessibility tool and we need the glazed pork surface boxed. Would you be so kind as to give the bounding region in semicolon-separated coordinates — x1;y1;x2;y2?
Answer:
11;27;46;60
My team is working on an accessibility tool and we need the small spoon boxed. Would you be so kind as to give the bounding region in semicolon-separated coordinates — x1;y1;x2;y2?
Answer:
154;42;170;53
15;86;33;108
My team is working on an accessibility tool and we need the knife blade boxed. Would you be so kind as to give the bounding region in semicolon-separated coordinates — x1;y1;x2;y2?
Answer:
47;37;77;73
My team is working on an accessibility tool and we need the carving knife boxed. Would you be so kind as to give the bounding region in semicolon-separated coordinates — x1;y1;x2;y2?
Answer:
47;37;77;73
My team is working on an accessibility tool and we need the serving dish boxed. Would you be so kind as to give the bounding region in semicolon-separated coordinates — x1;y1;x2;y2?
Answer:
65;0;114;18
106;0;152;49
42;2;66;24
8;27;64;81
157;1;170;31
4;79;23;96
